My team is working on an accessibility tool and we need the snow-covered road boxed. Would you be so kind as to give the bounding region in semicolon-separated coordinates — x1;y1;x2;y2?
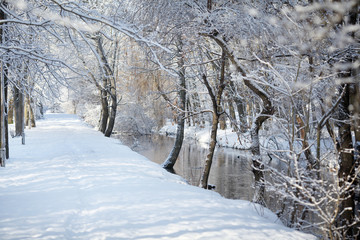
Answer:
0;114;315;239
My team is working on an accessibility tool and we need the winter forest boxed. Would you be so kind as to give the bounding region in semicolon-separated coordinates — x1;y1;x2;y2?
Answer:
0;0;359;239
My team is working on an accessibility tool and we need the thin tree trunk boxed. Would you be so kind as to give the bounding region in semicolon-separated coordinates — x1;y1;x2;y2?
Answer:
227;98;236;129
162;35;186;170
200;111;218;188
192;91;201;126
200;50;226;189
24;95;29;127
219;104;226;130
209;36;274;204
229;80;247;131
186;98;191;126
105;92;116;137
4;69;8;159
7;97;13;124
95;35;117;137
4;62;8;159
14;86;24;137
29;97;35;128
0;63;5;166
249;105;273;205
236;63;274;205
99;84;108;134
0;3;8;162
162;110;185;170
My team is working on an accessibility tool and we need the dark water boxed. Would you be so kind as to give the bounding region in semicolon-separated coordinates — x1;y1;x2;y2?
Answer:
115;134;254;200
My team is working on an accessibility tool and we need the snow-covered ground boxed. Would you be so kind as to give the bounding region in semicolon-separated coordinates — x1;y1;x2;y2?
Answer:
0;114;315;240
159;122;252;149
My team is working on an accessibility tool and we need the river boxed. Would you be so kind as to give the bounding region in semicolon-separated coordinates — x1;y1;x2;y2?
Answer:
115;134;331;237
115;134;255;200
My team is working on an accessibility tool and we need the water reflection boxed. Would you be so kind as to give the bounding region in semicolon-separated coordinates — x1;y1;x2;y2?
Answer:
115;134;254;200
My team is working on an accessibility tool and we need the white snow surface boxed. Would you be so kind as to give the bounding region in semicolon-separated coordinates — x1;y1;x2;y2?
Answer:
0;114;315;240
159;123;252;149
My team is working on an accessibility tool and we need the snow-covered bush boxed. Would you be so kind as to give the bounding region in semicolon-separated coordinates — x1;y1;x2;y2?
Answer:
115;103;155;135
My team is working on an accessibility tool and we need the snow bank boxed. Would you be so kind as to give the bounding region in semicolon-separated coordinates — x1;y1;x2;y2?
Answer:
159;123;252;149
0;114;315;239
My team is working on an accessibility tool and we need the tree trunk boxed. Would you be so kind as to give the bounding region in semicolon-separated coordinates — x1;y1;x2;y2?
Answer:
333;2;359;236
0;63;5;166
191;90;201;126
162;109;185;170
200;111;218;188
4;68;8;159
99;85;108;134
29;97;35;128
162;35;186;170
297;115;316;169
186;98;192;126
227;97;237;130
38;102;44;118
351;83;360;238
237;101;248;131
337;84;356;237
242;76;274;206
7;97;13;124
229;80;247;132
0;2;8;164
104;92;116;137
209;36;274;204
249;104;273;205
95;35;117;137
200;50;226;189
14;87;24;137
219;104;226;130
24;95;29;127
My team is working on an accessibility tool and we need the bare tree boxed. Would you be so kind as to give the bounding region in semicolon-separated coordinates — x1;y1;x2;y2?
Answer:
162;35;186;171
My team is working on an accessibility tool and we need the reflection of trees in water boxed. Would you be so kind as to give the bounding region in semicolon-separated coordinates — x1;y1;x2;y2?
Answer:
119;133;332;229
115;134;255;200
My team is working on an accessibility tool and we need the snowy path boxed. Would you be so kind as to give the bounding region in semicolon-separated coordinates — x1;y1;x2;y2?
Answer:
0;114;315;240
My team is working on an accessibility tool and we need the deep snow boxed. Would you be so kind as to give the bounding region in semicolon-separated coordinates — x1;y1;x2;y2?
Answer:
0;114;316;240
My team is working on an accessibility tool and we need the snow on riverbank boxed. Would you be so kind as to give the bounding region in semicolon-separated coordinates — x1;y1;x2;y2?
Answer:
159;123;252;149
0;114;315;240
